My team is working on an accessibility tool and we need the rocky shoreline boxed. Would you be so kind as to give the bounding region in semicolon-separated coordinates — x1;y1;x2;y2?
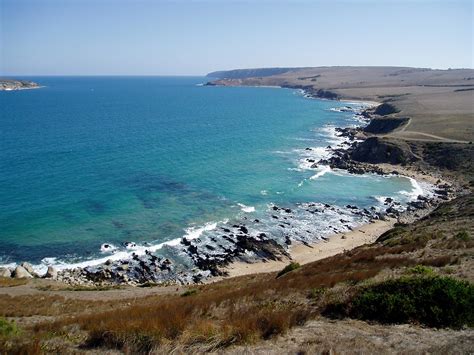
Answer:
0;89;460;287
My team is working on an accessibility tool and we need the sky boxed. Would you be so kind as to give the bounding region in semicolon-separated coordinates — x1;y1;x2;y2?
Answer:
0;0;472;76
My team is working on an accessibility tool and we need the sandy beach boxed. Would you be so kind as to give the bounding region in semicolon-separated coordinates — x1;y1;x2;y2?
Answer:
224;218;395;278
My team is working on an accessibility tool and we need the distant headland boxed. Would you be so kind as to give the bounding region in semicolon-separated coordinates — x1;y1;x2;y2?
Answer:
0;79;41;91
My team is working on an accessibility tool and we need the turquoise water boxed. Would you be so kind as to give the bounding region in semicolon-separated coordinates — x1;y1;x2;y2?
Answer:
0;77;420;269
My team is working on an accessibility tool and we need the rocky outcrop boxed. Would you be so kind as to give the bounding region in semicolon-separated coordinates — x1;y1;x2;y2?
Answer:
373;103;400;116
351;137;419;165
364;117;410;134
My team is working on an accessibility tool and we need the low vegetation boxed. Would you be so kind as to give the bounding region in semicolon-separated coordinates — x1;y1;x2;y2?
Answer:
276;262;301;278
325;276;474;329
0;318;19;337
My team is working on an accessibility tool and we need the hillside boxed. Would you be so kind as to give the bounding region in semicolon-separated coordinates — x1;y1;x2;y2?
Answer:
207;66;474;142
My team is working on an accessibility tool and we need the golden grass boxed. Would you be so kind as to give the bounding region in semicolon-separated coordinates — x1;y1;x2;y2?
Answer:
0;278;28;288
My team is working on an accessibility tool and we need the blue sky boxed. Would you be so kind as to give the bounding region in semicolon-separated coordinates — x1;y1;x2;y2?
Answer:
1;0;472;75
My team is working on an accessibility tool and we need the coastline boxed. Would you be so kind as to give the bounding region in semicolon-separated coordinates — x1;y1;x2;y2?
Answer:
216;87;456;281
223;218;395;278
0;85;456;287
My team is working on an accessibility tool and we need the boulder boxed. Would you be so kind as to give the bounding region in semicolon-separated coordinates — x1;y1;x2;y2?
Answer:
21;262;36;274
13;265;33;279
44;266;58;279
0;267;11;278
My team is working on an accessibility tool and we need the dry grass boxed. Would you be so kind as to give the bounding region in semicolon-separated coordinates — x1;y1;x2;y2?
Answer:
0;278;28;288
0;294;119;317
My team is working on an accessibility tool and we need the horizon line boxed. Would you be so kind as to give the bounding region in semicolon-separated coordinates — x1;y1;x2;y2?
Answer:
2;65;474;78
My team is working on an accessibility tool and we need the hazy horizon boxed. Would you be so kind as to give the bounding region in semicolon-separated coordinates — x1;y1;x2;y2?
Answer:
1;0;473;76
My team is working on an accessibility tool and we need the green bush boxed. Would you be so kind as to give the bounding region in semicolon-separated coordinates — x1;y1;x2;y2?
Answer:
181;289;198;297
407;265;434;276
276;262;300;278
0;318;19;337
344;276;474;329
455;230;470;241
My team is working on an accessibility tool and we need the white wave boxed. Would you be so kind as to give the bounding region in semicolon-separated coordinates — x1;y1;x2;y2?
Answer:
372;195;389;204
181;221;219;240
19;220;223;274
295;147;331;170
319;125;346;146
260;190;268;195
399;177;425;201
0;262;16;270
309;166;331;180
237;203;256;213
272;150;292;155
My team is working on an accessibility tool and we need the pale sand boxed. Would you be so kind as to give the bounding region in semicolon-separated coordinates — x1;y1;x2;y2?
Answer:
376;163;450;186
223;218;396;278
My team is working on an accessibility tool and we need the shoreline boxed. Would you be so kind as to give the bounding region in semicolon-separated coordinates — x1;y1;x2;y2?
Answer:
222;218;395;278
215;87;455;281
0;87;455;286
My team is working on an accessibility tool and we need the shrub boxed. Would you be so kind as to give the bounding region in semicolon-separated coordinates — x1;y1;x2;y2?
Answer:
181;289;198;297
325;276;474;329
407;265;434;276
0;317;19;337
276;262;300;278
455;230;470;241
308;287;327;300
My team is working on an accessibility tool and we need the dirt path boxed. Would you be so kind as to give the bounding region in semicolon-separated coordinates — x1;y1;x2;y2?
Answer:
389;130;470;143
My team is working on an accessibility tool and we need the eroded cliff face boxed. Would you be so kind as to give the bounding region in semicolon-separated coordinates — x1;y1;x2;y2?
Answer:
363;117;410;134
351;137;418;165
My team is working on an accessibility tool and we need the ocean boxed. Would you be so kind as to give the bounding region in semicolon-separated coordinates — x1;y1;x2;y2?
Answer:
0;76;429;272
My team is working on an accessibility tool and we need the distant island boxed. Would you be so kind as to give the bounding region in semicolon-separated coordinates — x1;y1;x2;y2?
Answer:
0;79;41;91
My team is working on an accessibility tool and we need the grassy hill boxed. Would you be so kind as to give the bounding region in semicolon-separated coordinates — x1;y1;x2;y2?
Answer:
207;66;474;142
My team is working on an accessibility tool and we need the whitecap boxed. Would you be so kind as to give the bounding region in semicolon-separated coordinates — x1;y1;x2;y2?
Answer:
399;177;425;200
101;243;117;253
372;195;389;204
24;220;223;273
237;203;256;213
309;166;331;180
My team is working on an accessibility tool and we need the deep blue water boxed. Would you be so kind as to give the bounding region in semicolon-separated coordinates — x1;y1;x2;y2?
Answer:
0;77;421;269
